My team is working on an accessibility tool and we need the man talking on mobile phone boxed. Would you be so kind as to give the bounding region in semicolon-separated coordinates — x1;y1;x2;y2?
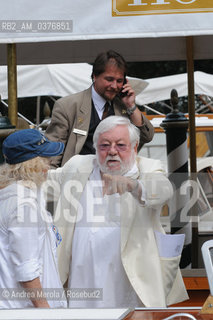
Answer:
45;50;154;168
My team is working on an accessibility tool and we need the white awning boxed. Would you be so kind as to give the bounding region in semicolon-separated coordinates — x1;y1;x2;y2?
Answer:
1;65;212;105
0;1;213;64
136;71;213;105
0;63;148;99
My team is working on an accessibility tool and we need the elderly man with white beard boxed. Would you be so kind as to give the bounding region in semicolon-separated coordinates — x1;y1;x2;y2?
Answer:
46;115;188;309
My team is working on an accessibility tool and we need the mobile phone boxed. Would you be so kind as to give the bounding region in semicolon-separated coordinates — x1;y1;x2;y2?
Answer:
118;77;128;98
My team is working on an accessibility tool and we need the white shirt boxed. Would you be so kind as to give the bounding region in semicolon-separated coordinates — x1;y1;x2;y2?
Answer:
92;85;109;120
0;183;67;309
68;164;143;308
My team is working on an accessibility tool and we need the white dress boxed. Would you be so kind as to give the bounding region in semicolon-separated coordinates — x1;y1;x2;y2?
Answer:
0;183;67;309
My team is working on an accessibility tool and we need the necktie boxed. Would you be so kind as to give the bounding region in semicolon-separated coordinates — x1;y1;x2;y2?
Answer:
102;102;110;120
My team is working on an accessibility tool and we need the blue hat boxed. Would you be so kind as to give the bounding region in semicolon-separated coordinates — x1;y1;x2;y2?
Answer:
2;129;64;164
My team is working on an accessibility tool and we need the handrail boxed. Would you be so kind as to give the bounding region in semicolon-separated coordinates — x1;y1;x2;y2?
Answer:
1;99;35;126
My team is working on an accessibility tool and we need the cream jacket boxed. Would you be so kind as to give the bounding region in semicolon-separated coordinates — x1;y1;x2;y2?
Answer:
46;155;188;307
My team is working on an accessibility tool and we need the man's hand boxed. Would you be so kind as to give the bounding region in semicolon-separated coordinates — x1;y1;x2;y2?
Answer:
121;79;143;127
102;173;138;196
121;79;136;109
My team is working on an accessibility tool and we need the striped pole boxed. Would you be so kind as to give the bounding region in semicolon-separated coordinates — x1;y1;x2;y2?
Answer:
161;89;191;268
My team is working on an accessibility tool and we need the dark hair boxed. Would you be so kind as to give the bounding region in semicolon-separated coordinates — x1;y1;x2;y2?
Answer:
91;50;127;80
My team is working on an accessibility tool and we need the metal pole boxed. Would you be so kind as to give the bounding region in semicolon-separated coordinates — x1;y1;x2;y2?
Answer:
186;36;197;173
161;90;191;268
186;36;199;268
7;43;18;127
36;96;41;126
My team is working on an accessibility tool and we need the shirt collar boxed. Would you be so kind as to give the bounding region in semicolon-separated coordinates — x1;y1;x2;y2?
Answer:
92;85;109;112
124;162;139;178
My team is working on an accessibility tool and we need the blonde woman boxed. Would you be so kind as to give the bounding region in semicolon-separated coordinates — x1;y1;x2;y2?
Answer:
0;129;66;309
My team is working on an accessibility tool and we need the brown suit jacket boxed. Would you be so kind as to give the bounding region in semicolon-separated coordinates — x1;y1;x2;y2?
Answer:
45;86;154;168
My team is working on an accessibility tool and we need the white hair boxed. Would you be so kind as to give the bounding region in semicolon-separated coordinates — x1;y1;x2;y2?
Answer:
93;116;140;150
0;157;49;189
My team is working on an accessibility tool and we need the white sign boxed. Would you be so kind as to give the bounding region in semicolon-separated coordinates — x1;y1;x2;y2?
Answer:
0;0;213;43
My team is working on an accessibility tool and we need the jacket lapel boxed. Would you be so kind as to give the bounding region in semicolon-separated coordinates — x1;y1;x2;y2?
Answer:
74;87;92;155
120;193;136;252
113;97;128;117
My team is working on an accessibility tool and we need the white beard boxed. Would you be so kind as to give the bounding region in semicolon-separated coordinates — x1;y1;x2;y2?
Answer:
96;151;136;176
